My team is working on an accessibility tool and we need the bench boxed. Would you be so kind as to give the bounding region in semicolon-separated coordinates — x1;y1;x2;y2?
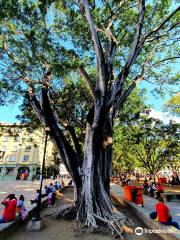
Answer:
0;187;69;239
163;192;180;202
153;191;180;202
0;196;48;239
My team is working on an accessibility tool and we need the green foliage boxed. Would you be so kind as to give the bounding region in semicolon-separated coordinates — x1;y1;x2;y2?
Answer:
114;112;180;174
0;0;179;104
113;87;147;172
165;92;180;116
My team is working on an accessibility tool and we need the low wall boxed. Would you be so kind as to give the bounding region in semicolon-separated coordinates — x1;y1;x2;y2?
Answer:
0;197;48;239
0;186;71;239
111;191;180;240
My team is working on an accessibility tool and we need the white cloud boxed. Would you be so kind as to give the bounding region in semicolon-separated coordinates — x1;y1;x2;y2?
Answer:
149;109;180;124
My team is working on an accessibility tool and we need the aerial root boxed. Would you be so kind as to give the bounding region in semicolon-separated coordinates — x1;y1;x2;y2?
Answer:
54;204;134;238
76;211;133;239
54;204;76;219
93;213;133;239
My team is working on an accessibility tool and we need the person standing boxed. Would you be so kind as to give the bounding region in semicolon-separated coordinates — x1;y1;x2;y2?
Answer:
0;194;17;223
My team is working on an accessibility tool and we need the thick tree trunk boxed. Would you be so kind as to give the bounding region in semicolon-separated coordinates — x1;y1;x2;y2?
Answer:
75;122;126;232
77;123;111;225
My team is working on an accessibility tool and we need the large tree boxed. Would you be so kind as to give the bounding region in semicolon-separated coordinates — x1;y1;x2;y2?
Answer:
0;0;179;235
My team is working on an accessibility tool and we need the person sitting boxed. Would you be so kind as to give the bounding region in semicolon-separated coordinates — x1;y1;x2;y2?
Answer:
47;191;53;206
50;175;54;180
156;183;164;199
0;194;17;223
143;179;149;194
49;183;55;193
171;175;180;185
68;179;73;186
149;182;156;197
121;176;126;187
54;182;59;190
57;181;61;189
110;176;114;183
150;198;180;230
30;190;40;204
61;179;65;188
45;185;50;195
17;195;28;220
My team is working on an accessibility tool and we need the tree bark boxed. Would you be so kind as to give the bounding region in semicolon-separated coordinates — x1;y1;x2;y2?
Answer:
75;117;125;230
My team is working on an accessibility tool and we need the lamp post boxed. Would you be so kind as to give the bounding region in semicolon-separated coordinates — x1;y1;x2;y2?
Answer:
33;126;50;221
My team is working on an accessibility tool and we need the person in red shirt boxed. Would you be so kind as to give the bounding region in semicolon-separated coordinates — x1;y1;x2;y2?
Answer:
0;194;17;223
150;198;180;230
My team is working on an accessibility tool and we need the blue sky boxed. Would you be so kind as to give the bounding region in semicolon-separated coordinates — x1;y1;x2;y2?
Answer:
0;84;177;124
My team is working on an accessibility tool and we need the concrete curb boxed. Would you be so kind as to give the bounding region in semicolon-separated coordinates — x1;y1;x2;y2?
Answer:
111;191;180;240
0;186;71;239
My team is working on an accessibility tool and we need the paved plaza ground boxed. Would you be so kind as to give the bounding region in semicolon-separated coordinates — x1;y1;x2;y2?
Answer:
0;179;68;214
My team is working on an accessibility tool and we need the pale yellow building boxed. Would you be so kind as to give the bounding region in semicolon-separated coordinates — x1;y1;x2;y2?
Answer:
0;122;54;181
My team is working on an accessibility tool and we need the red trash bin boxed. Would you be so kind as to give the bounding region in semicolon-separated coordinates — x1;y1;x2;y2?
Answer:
123;185;136;201
123;185;143;207
134;186;143;206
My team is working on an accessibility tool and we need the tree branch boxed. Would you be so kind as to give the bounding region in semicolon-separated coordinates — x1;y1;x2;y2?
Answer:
143;6;180;41
82;0;107;94
108;0;146;108
152;57;180;67
78;66;95;99
54;111;83;159
122;0;146;70
28;87;45;124
112;75;144;117
40;87;82;182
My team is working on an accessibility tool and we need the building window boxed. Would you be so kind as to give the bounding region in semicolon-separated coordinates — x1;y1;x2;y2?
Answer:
22;155;29;162
6;168;14;175
0;151;5;162
3;136;9;142
9;155;16;162
25;146;31;152
13;146;18;152
27;137;33;142
2;146;7;151
14;135;20;142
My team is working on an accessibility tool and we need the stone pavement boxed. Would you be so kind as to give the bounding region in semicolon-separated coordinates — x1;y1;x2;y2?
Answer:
111;183;180;225
0;179;69;214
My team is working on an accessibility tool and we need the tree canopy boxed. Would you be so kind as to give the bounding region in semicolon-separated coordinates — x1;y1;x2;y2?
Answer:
0;0;179;106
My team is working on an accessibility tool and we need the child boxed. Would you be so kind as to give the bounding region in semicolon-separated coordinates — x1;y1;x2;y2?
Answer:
17;195;28;220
